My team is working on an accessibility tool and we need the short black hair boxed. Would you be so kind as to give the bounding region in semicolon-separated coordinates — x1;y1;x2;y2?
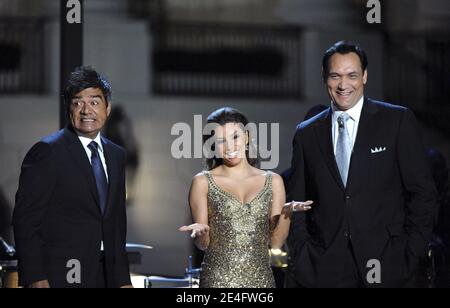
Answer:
322;41;368;82
64;66;112;113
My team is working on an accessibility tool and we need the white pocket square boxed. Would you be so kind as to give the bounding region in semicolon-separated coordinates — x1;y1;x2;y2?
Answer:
371;147;386;154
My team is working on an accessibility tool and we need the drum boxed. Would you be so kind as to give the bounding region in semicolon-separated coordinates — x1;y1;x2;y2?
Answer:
0;260;18;288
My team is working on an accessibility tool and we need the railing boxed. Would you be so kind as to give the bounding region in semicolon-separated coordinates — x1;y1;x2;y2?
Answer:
0;17;46;94
152;22;304;99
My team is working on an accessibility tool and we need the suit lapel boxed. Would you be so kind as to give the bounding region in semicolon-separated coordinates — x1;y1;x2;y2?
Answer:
346;98;379;193
314;109;346;192
62;127;101;212
102;137;117;218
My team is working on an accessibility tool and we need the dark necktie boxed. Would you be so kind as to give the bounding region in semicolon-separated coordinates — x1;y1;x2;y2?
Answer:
88;141;108;215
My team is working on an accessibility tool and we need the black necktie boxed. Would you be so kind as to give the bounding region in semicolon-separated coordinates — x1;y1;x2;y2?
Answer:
88;141;108;215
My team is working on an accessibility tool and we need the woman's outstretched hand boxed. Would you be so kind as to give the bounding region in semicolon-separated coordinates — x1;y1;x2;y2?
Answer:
179;223;210;238
283;200;314;218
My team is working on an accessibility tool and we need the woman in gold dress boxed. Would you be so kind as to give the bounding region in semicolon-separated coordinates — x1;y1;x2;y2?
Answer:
179;107;312;288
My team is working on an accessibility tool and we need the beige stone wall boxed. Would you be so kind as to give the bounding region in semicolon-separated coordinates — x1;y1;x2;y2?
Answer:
165;0;281;24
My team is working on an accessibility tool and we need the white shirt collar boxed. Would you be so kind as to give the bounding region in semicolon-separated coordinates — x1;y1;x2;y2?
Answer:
331;95;364;123
78;133;104;153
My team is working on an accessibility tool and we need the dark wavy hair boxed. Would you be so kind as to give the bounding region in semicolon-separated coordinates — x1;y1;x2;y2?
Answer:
203;107;259;170
322;41;368;82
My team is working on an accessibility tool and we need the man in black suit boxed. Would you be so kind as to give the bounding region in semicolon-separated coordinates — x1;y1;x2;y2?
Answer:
0;189;12;245
13;67;132;288
286;41;437;288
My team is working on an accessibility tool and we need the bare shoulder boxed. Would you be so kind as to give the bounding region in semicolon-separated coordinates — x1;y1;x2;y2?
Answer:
250;168;283;187
250;166;270;177
269;172;283;182
269;172;286;198
189;172;209;204
191;171;209;190
269;172;284;187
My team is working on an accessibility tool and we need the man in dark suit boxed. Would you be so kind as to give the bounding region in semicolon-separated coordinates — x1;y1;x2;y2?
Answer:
286;41;437;288
0;189;12;246
13;67;132;288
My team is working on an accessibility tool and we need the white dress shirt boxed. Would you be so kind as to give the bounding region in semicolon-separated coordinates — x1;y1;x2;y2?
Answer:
78;133;108;251
331;96;364;154
78;134;109;182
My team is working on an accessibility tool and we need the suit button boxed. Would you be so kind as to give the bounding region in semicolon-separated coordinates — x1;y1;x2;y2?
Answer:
344;230;351;238
346;196;351;200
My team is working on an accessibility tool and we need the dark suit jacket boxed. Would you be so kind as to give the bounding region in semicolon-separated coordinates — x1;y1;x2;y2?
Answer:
13;126;131;288
287;98;438;288
0;189;12;243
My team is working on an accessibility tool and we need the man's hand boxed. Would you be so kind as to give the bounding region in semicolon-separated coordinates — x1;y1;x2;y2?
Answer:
120;284;134;288
29;280;50;288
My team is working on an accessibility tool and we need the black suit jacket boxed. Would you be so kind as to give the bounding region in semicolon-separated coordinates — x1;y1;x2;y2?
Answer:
13;126;131;288
287;98;438;287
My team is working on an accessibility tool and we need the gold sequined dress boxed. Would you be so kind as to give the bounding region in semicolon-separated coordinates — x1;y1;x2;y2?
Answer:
200;171;275;288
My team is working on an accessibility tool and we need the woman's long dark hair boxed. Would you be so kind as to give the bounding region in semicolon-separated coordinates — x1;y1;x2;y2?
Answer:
204;107;259;170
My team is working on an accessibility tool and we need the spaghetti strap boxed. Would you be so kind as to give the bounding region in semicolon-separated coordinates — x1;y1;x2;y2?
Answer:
266;171;273;187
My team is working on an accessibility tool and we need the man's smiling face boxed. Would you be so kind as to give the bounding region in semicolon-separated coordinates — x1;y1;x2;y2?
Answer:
326;52;367;111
